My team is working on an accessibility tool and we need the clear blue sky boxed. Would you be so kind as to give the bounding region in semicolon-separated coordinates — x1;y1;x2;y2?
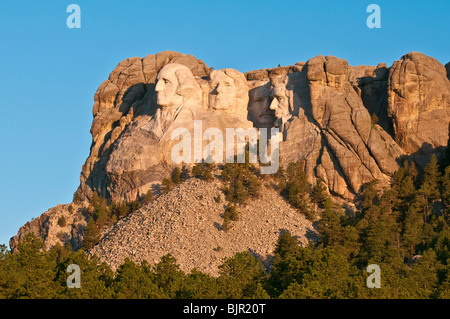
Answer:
0;0;449;247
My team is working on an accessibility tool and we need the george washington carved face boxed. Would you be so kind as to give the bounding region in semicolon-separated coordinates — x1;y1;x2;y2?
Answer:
155;63;201;111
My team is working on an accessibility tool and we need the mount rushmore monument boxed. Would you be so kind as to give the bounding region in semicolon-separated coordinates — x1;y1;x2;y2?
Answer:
76;50;450;204
10;50;450;259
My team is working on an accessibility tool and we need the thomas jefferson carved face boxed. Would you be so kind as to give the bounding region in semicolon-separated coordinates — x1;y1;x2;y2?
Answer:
208;69;248;112
155;64;201;112
209;71;236;110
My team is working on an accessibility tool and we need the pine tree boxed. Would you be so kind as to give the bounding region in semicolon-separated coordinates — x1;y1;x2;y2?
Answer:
118;201;130;218
273;230;300;264
312;179;328;208
440;166;450;215
90;191;108;227
82;218;100;250
90;191;108;214
392;163;417;211
420;154;441;201
282;162;313;219
245;171;261;198
202;166;213;181
418;154;441;222
171;167;182;184
181;165;190;180
8;234;60;298
144;189;154;204
153;254;185;299
129;199;142;212
162;178;173;193
360;215;400;265
406;249;440;298
218;252;266;298
317;197;342;248
191;163;203;177
401;205;424;258
251;282;270;299
177;269;220;298
58;216;67;227
224;203;239;221
222;214;232;232
113;258;163;298
95;206;108;228
234;179;247;203
56;250;114;299
221;162;261;204
278;282;304;299
359;179;380;212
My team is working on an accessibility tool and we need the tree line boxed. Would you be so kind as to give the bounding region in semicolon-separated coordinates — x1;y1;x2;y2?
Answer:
1;150;449;298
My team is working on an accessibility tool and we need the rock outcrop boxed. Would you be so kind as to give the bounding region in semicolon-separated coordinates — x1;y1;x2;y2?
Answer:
304;56;403;197
245;56;404;199
10;204;87;252
348;62;392;135
74;51;449;204
387;52;450;154
10;51;450;273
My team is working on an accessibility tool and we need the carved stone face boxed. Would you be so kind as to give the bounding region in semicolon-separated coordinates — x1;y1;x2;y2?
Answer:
209;70;237;110
248;83;275;128
155;65;185;111
208;69;248;113
269;75;291;120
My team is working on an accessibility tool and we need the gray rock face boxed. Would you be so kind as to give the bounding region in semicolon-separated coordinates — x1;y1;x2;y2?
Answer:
349;63;392;135
387;52;450;154
304;56;403;197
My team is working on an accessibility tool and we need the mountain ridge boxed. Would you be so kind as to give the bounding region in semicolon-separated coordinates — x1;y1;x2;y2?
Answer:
10;51;450;274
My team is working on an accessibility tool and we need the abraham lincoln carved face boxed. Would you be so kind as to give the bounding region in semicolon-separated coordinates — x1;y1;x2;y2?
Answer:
269;74;291;122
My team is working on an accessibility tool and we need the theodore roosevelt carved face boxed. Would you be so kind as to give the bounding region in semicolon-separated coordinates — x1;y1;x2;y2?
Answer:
248;82;275;128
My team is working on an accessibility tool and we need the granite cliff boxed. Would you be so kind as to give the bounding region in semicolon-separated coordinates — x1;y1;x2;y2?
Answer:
76;51;449;205
10;51;450;273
